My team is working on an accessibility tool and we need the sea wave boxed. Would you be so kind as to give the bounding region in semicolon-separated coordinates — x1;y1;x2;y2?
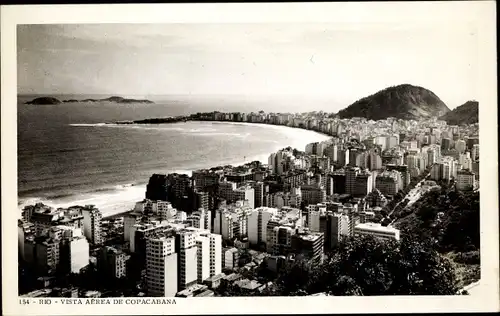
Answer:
69;123;255;139
187;132;250;138
17;172;193;217
69;123;107;127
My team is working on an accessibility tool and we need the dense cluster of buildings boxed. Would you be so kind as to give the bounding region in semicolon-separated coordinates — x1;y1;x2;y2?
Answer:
19;111;479;297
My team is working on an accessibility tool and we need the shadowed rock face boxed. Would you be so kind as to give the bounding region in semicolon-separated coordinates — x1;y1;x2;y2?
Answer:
26;96;154;104
337;84;451;120
25;97;62;105
439;101;479;125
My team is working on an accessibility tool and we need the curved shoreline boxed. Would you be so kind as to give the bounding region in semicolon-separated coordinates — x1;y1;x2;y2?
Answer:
22;121;330;218
113;116;335;139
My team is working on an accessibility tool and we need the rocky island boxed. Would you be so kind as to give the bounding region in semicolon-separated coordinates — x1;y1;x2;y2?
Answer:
26;96;154;105
25;97;62;105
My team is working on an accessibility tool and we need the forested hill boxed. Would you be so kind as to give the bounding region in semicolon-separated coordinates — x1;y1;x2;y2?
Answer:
439;101;479;125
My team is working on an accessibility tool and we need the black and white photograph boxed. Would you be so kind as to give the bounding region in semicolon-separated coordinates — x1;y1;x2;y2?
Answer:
2;2;498;315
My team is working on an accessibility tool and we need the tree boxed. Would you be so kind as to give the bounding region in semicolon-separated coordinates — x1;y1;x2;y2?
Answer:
216;236;460;297
387;236;457;295
275;256;315;295
337;236;457;295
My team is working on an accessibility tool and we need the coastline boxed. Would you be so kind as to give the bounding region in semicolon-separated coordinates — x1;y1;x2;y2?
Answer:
116;116;335;139
19;121;330;218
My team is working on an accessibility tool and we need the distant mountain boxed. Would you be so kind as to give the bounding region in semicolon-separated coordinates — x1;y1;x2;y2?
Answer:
25;97;62;105
26;96;154;104
439;101;479;125
337;84;451;120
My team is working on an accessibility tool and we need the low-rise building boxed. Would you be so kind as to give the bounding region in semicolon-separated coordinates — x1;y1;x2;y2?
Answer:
353;223;400;241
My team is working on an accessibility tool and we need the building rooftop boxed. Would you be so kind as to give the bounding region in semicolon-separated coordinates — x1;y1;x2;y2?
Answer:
355;222;400;233
457;169;475;175
176;284;208;297
234;279;262;291
225;247;238;254
205;273;225;282
294;231;323;242
224;273;242;282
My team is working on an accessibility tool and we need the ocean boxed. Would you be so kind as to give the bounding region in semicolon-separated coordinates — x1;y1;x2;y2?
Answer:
17;94;331;216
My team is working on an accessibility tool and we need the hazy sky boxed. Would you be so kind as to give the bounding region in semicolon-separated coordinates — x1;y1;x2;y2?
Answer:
18;23;478;108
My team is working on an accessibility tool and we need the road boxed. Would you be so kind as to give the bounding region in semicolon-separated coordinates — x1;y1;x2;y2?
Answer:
388;172;431;219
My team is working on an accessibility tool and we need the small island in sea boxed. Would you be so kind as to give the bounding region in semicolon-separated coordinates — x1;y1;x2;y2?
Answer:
25;96;155;105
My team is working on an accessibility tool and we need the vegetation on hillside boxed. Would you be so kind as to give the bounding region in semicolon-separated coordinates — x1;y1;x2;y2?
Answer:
395;184;479;253
439;101;479;125
394;183;480;289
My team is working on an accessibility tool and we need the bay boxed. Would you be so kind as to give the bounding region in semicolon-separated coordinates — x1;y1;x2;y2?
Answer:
17;95;330;216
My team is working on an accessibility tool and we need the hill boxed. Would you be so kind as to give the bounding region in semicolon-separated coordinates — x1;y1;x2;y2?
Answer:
439;101;479;125
337;84;451;120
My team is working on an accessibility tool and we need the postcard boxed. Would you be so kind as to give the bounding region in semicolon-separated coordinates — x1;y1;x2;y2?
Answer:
1;2;498;315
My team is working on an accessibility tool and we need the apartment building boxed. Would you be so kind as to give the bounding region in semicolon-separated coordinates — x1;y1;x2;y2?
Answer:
146;233;177;297
291;231;324;264
456;169;476;191
82;206;102;245
247;207;279;247
98;246;130;279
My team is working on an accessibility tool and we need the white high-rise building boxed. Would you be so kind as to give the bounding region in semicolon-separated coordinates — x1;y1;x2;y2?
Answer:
459;153;472;171
427;148;437;166
306;203;327;232
455;139;467;153
82;206;102;245
248;207;279;246
195;235;210;283
55;225;90;274
124;213;142;243
177;230;198;291
146;234;177;297
406;155;418;170
205;233;222;277
374;136;387;151
66;236;89;274
224;247;239;269
387;134;400;149
186;209;211;231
